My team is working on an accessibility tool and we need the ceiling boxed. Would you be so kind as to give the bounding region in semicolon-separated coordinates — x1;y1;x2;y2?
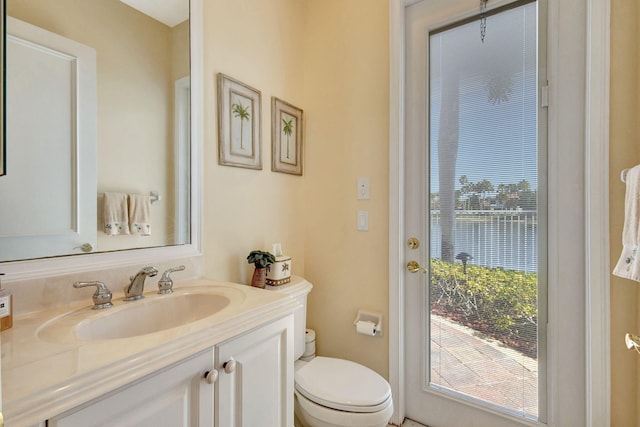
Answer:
120;0;188;27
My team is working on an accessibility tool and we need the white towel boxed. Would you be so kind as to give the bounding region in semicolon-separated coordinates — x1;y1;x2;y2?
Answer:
103;192;130;236
129;194;151;236
614;165;640;281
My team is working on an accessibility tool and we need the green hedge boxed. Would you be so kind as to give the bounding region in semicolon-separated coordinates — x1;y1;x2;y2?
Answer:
430;259;537;353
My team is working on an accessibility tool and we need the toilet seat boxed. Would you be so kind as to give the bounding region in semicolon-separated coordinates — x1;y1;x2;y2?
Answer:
294;356;392;413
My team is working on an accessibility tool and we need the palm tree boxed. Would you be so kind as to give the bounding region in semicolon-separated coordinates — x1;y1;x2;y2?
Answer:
434;14;524;261
232;102;251;149
517;179;531;192
497;183;516;209
459;175;471;210
282;117;294;159
436;58;460;261
476;179;494;208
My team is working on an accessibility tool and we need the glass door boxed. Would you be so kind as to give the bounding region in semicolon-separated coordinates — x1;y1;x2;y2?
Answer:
403;1;547;425
429;0;541;417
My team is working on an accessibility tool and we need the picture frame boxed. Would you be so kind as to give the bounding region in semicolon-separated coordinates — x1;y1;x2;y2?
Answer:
217;73;262;169
271;97;303;175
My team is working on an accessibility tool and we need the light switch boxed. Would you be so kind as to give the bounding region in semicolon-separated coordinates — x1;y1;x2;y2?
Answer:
357;177;370;200
357;210;369;231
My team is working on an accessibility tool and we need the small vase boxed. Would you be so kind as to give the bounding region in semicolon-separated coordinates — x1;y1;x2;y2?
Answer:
251;267;267;288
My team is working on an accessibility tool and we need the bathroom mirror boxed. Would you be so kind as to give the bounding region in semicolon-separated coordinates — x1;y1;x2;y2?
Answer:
0;0;4;178
0;0;203;276
0;0;200;265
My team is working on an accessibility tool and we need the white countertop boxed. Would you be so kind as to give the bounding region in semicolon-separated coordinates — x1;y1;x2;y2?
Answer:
1;278;300;426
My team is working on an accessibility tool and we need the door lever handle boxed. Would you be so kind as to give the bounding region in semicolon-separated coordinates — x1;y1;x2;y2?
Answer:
407;260;427;274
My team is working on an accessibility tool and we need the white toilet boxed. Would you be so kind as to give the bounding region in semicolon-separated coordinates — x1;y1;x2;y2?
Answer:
270;277;393;427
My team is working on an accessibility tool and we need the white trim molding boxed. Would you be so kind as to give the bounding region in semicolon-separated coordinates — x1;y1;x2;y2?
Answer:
585;0;611;425
388;0;407;424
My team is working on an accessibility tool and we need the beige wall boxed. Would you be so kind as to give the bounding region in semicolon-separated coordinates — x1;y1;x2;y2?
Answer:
172;20;190;81
300;0;390;378
610;0;640;425
202;0;306;284
200;0;390;378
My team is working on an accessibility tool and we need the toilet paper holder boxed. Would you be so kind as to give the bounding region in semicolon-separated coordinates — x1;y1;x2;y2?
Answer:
353;310;382;337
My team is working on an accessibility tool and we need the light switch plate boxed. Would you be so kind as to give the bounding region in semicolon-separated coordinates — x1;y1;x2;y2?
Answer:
357;177;370;200
357;210;369;231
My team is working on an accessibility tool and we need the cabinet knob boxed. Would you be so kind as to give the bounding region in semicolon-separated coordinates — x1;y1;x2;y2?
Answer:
204;369;219;384
223;357;236;374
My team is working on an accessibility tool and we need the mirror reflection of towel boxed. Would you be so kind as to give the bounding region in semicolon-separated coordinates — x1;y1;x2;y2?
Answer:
103;192;130;236
129;194;151;236
614;165;640;281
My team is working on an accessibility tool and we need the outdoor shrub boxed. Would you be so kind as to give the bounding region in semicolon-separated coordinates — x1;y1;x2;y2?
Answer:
430;259;538;355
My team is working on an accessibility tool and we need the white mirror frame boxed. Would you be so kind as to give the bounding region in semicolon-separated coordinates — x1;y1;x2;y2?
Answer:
1;0;203;281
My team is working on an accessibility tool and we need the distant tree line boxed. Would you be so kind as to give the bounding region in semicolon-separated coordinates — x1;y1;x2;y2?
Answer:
431;175;536;211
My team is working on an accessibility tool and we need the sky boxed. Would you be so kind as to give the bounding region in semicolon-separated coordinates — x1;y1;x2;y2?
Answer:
428;2;538;194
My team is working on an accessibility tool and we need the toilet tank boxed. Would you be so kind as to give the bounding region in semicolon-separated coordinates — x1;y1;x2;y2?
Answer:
267;276;313;360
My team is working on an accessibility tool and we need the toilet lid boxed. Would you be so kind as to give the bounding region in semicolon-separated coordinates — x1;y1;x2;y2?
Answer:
295;357;392;413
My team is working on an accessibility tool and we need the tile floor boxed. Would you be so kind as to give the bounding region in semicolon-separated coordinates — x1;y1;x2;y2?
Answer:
390;419;427;427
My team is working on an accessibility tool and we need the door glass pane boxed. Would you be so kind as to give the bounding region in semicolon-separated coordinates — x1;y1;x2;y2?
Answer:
429;1;539;420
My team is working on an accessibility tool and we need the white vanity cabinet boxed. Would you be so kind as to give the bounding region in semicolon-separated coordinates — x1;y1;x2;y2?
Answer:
2;280;300;427
41;315;293;427
215;315;294;427
47;349;215;427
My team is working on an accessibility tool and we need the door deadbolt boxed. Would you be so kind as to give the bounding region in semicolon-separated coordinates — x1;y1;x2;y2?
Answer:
407;237;420;250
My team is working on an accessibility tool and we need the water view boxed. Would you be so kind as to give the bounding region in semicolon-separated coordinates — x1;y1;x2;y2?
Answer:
430;210;537;273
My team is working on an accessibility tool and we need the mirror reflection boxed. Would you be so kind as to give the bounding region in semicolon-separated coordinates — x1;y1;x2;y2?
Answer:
0;0;190;262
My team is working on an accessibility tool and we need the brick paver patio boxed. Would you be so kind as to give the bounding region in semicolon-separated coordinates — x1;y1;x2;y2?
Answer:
430;315;538;417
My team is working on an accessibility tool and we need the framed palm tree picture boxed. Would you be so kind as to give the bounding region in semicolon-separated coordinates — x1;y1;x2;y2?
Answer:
217;73;262;169
271;97;303;175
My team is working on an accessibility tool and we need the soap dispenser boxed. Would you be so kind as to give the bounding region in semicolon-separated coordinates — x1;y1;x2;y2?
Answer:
0;273;13;331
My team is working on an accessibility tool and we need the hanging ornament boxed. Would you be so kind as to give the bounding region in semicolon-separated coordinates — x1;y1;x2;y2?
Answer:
480;0;488;43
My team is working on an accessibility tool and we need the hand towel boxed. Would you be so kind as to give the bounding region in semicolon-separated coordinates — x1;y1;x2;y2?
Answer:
129;194;151;236
103;192;130;236
614;164;640;281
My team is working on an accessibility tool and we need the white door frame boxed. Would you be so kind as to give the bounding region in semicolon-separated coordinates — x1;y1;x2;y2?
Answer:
583;0;611;425
388;0;611;425
174;76;191;245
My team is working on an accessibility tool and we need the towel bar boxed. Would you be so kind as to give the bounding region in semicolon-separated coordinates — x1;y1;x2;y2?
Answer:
98;191;161;204
625;333;640;354
149;191;161;204
621;168;629;183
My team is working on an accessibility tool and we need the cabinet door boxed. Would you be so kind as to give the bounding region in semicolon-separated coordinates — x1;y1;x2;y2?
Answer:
49;350;214;427
216;316;294;427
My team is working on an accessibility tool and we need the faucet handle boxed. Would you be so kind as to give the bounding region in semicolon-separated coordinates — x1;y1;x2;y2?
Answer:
73;281;113;310
158;265;186;294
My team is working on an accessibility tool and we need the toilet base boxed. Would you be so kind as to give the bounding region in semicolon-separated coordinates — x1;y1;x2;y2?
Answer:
294;390;393;427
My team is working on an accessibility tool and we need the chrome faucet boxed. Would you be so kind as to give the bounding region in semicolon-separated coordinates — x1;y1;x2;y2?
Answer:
158;265;186;294
74;281;113;309
124;266;158;301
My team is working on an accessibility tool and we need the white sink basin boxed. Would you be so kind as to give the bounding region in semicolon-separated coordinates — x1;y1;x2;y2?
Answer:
37;286;244;343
